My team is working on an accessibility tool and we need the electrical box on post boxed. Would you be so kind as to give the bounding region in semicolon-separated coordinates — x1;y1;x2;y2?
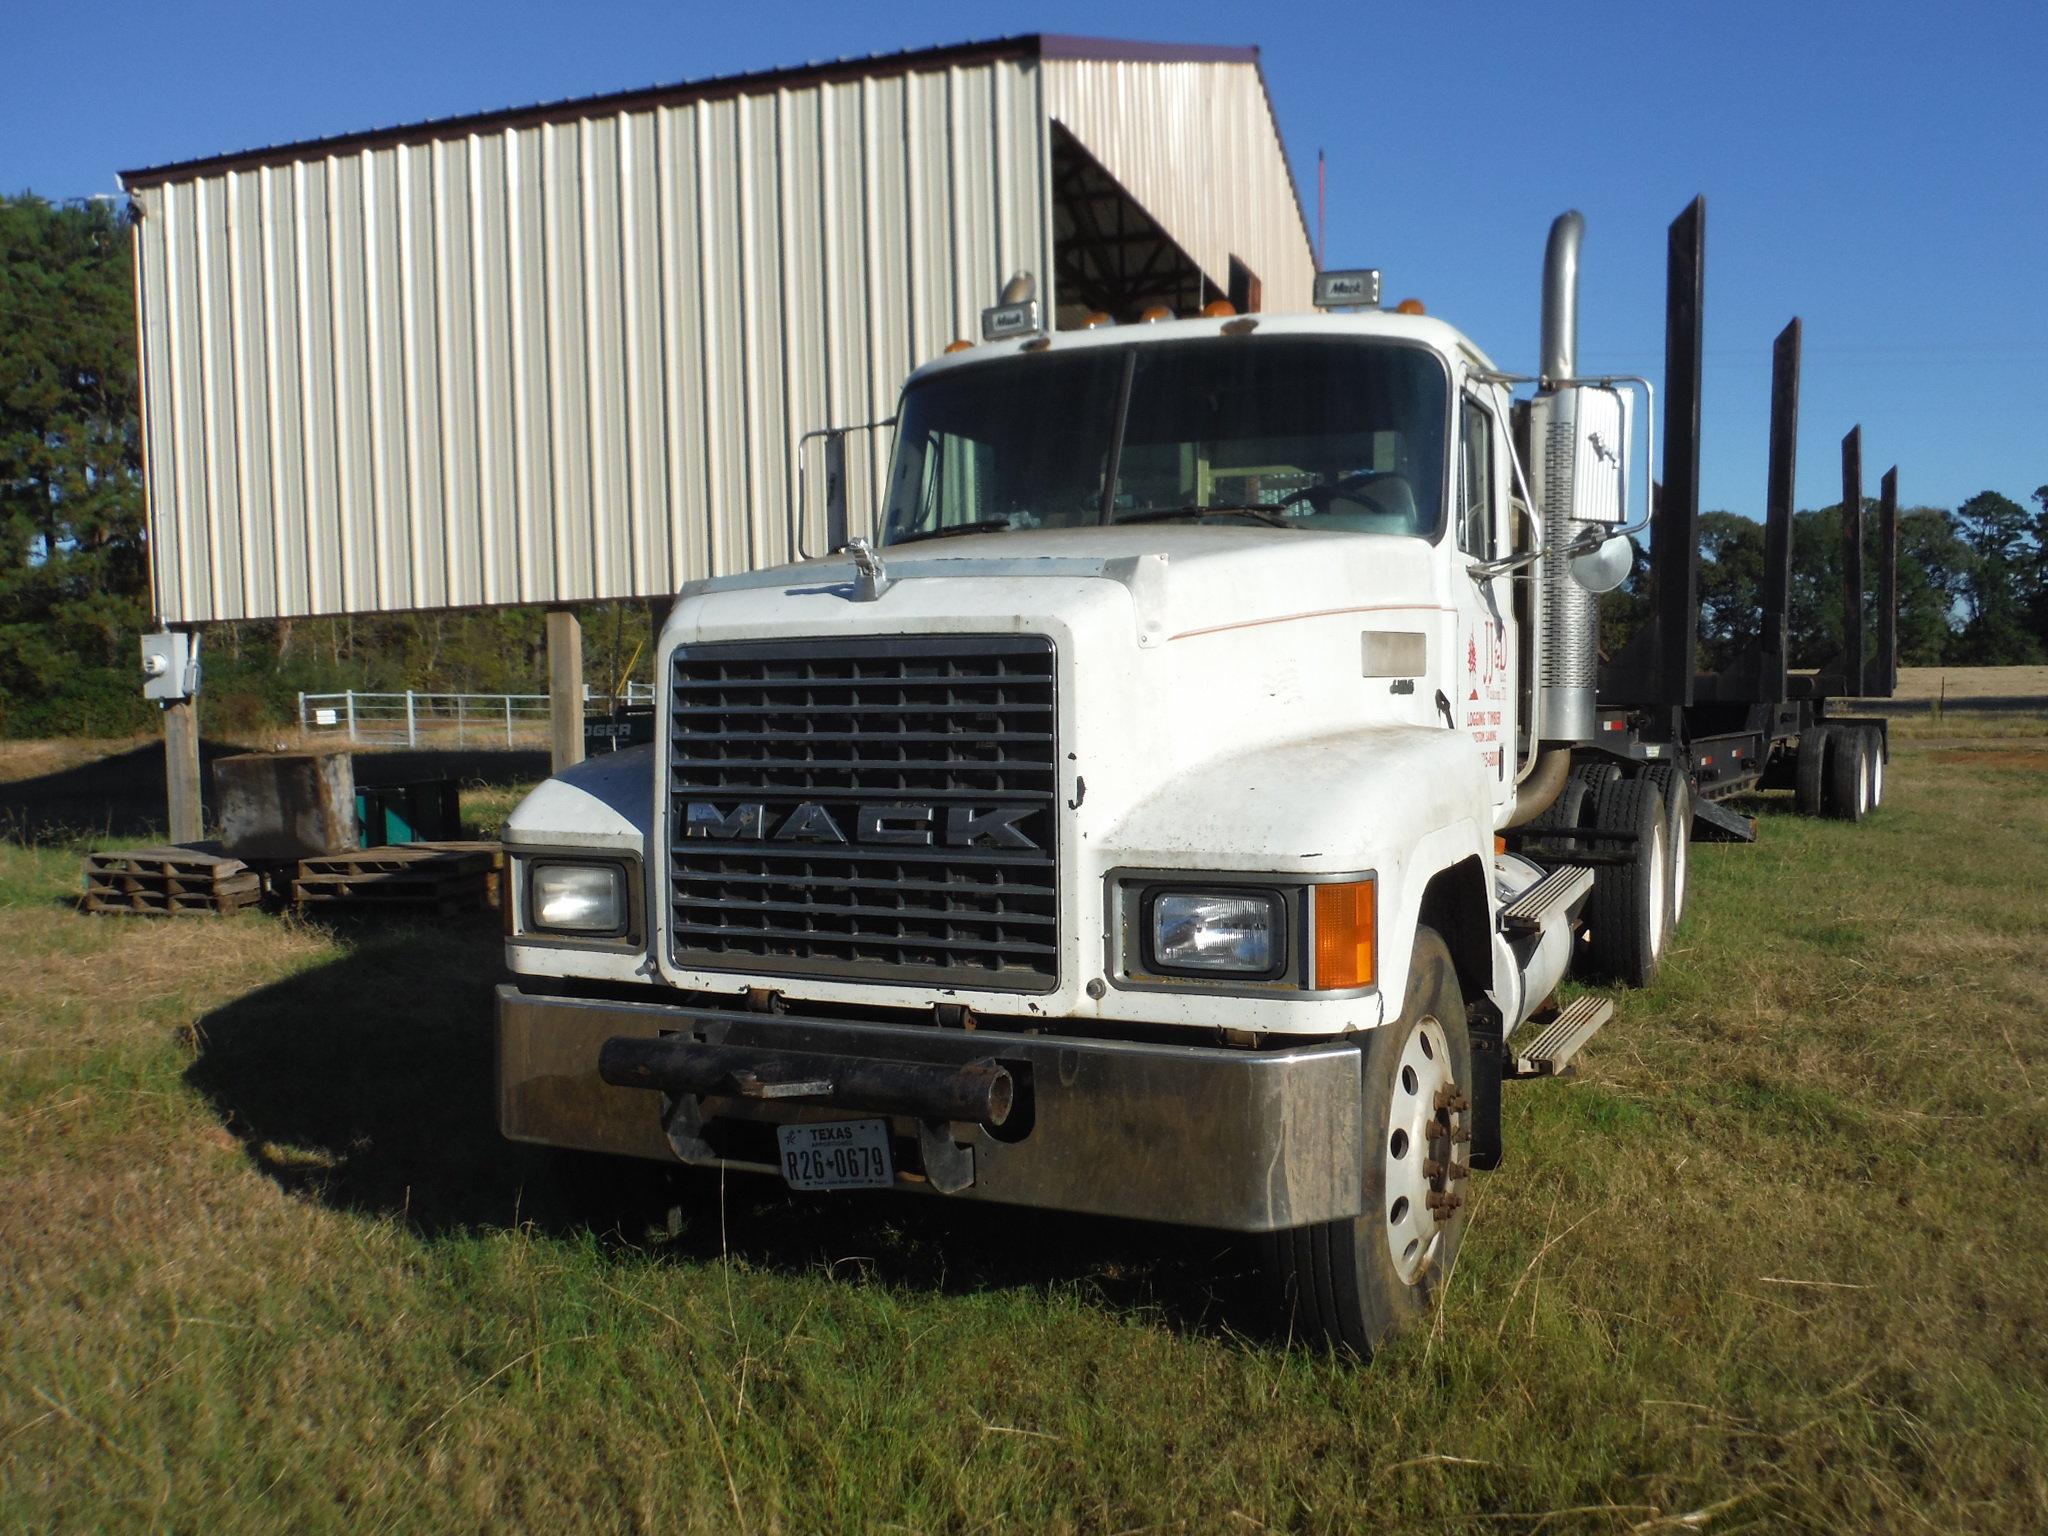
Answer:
140;631;200;701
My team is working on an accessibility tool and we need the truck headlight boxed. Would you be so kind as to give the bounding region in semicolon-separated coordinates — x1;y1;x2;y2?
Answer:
1149;890;1283;976
528;862;626;934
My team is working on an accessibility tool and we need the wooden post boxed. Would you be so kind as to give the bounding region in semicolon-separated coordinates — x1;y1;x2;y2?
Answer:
547;608;585;774
164;695;203;844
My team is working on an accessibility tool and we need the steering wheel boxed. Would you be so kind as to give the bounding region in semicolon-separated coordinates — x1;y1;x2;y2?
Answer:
1278;471;1413;521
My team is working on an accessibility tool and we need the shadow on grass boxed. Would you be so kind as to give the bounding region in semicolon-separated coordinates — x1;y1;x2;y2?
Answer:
182;927;1263;1341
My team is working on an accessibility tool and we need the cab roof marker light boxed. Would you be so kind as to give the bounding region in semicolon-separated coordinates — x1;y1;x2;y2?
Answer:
982;271;1042;342
1312;268;1381;309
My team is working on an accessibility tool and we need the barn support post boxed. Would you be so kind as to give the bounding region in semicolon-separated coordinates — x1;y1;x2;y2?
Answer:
164;693;203;844
547;608;585;774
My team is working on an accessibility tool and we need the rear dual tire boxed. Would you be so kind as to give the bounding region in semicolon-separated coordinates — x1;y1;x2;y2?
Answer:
1823;727;1873;822
1582;777;1669;989
1639;764;1693;936
1800;724;1885;820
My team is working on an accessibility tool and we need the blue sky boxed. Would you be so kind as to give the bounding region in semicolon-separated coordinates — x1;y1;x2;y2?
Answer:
7;0;2042;520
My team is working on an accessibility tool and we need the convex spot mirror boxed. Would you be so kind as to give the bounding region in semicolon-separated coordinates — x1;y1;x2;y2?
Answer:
1569;532;1635;594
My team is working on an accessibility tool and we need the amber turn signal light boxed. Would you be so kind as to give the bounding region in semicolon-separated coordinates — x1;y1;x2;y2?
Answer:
1313;880;1376;990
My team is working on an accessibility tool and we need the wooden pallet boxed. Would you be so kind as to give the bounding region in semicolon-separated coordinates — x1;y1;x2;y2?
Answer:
411;841;506;909
83;845;263;917
291;844;496;914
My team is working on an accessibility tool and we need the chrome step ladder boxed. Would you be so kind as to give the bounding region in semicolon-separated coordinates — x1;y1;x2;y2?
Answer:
1507;996;1613;1078
1499;864;1596;938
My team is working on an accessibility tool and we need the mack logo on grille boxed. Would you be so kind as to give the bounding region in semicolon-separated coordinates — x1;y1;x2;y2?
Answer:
684;800;1038;850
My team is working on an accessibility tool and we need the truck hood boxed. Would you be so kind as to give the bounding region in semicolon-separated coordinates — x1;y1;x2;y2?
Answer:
628;521;1494;1030
667;524;1449;648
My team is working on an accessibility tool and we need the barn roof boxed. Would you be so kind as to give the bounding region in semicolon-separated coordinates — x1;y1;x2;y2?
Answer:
119;34;1270;188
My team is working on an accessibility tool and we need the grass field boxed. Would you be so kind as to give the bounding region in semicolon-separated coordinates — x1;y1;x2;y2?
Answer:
4;729;2047;1533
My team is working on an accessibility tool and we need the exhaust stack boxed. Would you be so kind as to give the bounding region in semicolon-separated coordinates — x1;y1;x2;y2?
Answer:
1532;211;1600;745
1541;211;1583;383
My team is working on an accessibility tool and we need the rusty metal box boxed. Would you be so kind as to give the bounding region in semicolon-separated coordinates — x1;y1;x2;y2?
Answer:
213;750;358;859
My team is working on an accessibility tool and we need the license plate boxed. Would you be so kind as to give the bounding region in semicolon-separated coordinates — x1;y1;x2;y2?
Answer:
776;1120;894;1191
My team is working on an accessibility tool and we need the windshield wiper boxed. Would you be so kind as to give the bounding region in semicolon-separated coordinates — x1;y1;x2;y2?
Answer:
886;518;1015;546
1112;502;1299;529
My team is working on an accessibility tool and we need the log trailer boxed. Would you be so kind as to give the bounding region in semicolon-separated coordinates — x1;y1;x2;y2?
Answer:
495;198;1896;1354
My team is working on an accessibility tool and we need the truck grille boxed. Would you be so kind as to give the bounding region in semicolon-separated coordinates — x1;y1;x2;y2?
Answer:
666;635;1059;992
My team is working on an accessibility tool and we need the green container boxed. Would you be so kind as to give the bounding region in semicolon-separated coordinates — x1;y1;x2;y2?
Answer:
355;779;461;848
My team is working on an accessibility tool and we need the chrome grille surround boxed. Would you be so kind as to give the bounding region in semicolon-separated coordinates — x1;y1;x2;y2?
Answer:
666;634;1060;992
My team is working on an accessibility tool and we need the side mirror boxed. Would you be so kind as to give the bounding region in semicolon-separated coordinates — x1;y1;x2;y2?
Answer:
792;416;895;560
1569;531;1635;594
822;431;848;553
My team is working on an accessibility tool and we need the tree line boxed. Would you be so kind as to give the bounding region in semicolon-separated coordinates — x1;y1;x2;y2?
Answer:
3;192;2044;738
1603;492;2048;675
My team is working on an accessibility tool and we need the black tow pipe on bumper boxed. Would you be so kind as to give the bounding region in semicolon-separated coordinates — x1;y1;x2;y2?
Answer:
596;1035;1016;1129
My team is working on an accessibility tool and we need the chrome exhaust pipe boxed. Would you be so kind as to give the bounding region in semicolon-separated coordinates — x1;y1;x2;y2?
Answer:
1541;211;1584;384
1534;211;1598;745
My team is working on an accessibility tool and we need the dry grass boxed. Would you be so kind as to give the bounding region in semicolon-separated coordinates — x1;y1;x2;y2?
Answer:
1892;665;2048;702
0;736;162;786
2;729;2046;1532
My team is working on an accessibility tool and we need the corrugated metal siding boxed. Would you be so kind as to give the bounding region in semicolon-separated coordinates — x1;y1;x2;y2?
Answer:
131;58;1049;624
1043;57;1314;314
129;48;1309;626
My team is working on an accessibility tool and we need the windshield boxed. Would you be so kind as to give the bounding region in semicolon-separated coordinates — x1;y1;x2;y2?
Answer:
880;337;1449;544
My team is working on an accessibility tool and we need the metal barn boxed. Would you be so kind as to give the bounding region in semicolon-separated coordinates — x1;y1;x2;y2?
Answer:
120;34;1315;630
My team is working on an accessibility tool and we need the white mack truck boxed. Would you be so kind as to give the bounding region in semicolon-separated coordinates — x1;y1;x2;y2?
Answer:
495;203;1893;1355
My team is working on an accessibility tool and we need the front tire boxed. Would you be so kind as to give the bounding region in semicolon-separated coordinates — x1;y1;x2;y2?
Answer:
1264;927;1472;1357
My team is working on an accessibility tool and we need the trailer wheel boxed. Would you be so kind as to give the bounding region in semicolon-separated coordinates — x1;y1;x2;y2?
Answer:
1583;778;1669;988
1823;728;1870;822
1794;726;1832;816
1860;726;1887;809
1263;926;1471;1357
1640;764;1694;935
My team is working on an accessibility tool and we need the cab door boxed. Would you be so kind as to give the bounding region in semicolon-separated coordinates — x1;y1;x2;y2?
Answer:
1450;385;1518;825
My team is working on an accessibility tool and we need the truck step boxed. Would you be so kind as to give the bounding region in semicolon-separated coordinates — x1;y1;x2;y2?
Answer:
1507;996;1613;1078
1500;865;1596;936
1692;796;1758;843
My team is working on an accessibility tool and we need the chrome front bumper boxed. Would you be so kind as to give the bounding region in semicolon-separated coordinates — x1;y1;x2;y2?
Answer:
496;986;1366;1232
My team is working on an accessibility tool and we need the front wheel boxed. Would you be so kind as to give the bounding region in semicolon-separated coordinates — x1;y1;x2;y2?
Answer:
1263;927;1472;1356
